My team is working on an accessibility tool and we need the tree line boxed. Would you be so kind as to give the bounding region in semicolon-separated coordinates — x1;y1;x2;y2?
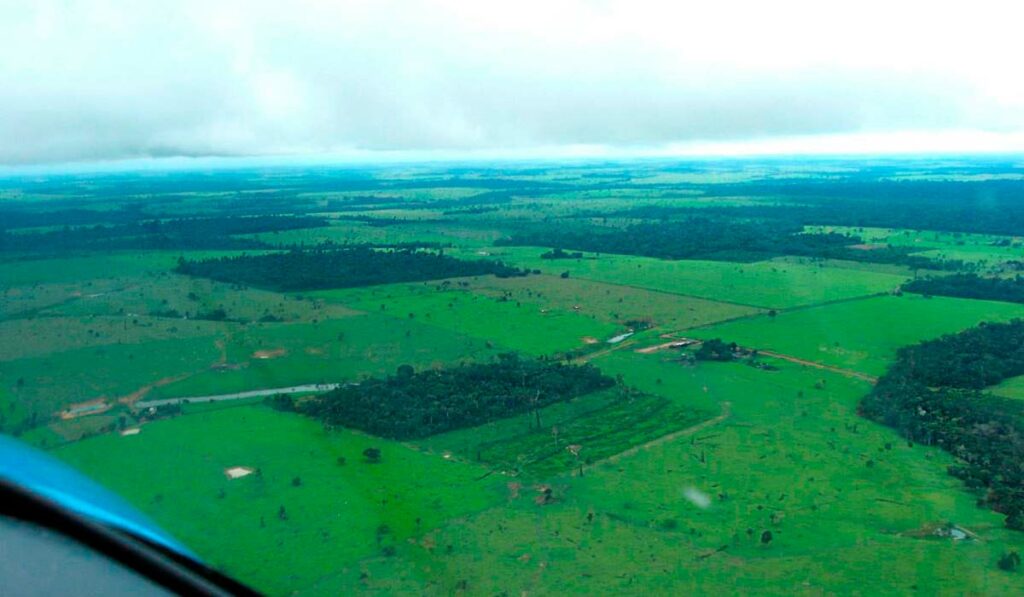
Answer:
175;247;529;291
288;353;615;440
860;319;1024;529
496;217;959;268
0;215;328;253
904;274;1024;304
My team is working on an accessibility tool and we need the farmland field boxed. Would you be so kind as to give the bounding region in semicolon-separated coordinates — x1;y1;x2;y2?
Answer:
687;294;1024;376
468;247;909;309
4;160;1024;595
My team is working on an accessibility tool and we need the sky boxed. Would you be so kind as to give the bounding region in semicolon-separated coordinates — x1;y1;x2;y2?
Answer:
3;0;1024;167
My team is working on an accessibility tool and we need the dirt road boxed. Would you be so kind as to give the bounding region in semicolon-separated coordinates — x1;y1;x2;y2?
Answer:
135;383;343;409
756;350;878;383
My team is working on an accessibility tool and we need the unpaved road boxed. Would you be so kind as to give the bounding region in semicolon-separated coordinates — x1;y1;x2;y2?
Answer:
756;350;878;383
135;383;343;409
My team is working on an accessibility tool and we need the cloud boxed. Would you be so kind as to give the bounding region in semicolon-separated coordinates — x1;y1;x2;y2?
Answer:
2;0;1024;164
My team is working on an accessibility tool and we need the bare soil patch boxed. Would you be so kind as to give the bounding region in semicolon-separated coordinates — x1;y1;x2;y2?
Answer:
225;466;255;479
118;374;190;405
252;348;287;360
635;339;699;354
59;398;112;420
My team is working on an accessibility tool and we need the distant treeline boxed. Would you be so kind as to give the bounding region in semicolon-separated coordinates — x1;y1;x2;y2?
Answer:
175;247;528;291
497;218;959;268
0;215;327;253
289;353;615;439
904;274;1024;304
860;320;1024;529
617;178;1024;237
540;248;584;260
0;175;561;230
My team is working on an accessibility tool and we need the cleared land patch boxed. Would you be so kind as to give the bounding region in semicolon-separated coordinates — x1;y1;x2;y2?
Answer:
990;374;1024;400
687;294;1024;376
460;274;763;330
346;355;1024;595
422;387;713;478
52;405;506;595
470;247;908;309
146;313;500;401
313;283;620;356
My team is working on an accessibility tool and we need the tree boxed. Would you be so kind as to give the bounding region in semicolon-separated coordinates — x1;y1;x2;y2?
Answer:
363;447;382;463
291;476;302;487
695;339;735;362
760;530;773;545
998;551;1021;572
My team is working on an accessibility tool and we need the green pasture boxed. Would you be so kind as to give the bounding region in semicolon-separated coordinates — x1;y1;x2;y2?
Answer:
422;387;712;479
990;375;1024;400
0;333;222;425
312;281;620;356
240;220;503;249
53;404;506;595
461;274;762;330
806;225;1024;268
687;294;1024;376
148;313;499;401
341;355;1024;595
469;247;908;309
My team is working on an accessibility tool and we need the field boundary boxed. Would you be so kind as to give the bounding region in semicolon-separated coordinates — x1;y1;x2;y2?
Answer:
677;291;889;333
578;401;731;474
758;350;878;383
135;383;343;409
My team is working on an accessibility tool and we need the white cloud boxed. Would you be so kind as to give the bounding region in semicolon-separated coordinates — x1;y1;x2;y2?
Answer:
2;0;1024;164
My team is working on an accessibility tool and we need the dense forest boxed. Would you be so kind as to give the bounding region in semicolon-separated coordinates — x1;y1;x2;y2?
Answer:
860;320;1024;528
175;247;528;291
695;339;739;361
903;274;1024;304
696;178;1024;236
294;353;616;439
0;215;327;253
497;218;957;268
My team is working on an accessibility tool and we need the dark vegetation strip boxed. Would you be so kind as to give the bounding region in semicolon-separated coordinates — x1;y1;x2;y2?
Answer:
904;274;1024;304
175;246;528;292
0;215;328;253
473;392;709;478
276;353;616;440
860;319;1024;529
496;218;961;269
617;178;1024;237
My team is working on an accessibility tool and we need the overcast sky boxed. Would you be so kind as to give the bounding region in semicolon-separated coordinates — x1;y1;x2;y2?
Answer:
3;0;1024;166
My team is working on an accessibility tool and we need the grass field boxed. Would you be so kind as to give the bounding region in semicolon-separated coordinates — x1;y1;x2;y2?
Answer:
11;163;1024;595
805;225;1024;269
422;387;713;478
53;404;507;595
687;294;1024;376
460;274;763;330
990;375;1024;400
240;220;503;248
147;313;500;401
336;356;1024;595
312;281;621;356
54;351;1024;595
468;247;909;309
